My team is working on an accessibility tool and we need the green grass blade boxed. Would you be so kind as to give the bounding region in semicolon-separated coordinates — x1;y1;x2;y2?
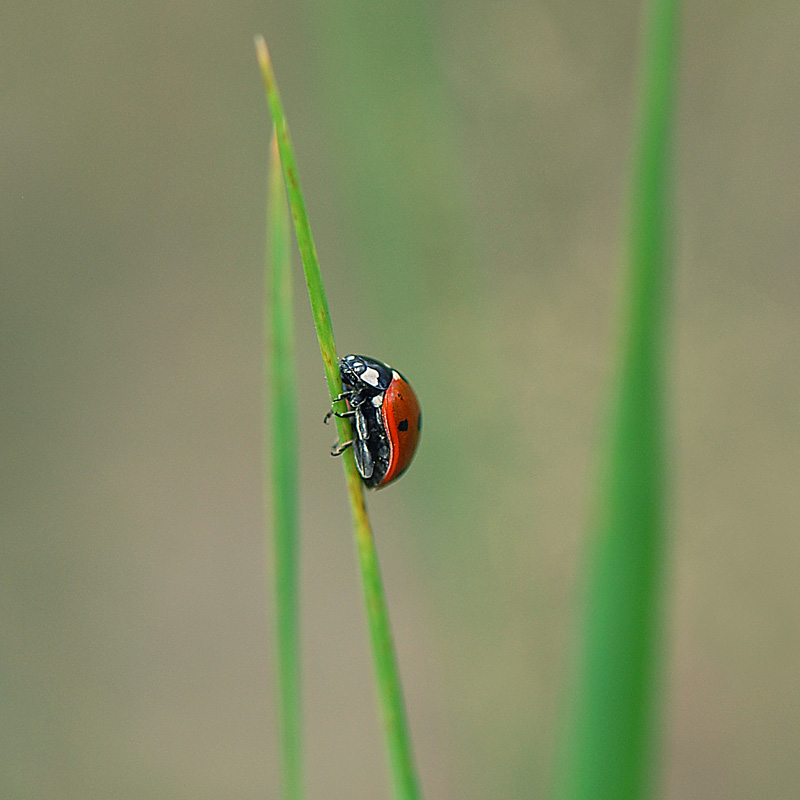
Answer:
267;129;304;800
256;36;423;800
558;0;679;798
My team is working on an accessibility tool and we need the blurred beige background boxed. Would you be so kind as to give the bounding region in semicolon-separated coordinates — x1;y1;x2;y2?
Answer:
2;1;799;798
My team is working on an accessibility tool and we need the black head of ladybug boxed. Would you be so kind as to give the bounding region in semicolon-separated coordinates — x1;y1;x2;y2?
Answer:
339;354;394;394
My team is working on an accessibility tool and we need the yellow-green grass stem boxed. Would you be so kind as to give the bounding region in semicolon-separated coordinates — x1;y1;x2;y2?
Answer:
256;37;423;800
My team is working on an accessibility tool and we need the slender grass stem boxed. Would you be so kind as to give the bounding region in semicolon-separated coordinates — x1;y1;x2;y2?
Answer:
267;129;304;800
558;0;679;798
256;36;423;800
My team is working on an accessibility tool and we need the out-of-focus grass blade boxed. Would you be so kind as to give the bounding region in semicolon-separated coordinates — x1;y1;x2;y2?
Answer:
558;1;679;798
266;129;304;800
256;37;423;800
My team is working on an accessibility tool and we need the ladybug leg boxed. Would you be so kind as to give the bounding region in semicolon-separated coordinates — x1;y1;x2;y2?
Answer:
354;405;370;441
352;436;374;480
324;390;357;424
330;440;353;457
323;408;355;424
325;408;356;421
331;390;355;404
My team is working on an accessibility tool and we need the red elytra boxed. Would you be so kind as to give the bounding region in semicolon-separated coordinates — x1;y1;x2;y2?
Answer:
380;372;422;486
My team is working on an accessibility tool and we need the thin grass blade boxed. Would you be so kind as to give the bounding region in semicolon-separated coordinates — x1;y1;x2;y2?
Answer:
267;129;304;800
256;37;423;800
558;0;679;798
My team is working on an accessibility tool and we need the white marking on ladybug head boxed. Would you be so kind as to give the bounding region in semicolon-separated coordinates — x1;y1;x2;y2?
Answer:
361;367;380;387
372;393;384;407
391;370;401;381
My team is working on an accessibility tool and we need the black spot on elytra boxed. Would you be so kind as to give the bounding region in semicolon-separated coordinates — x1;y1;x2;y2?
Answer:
398;419;409;432
417;412;422;431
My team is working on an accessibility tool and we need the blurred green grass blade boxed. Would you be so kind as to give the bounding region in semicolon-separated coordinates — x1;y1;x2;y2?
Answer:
558;0;679;798
267;129;304;800
256;37;423;800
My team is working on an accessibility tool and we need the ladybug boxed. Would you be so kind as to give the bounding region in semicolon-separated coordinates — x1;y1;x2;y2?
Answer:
327;354;422;488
